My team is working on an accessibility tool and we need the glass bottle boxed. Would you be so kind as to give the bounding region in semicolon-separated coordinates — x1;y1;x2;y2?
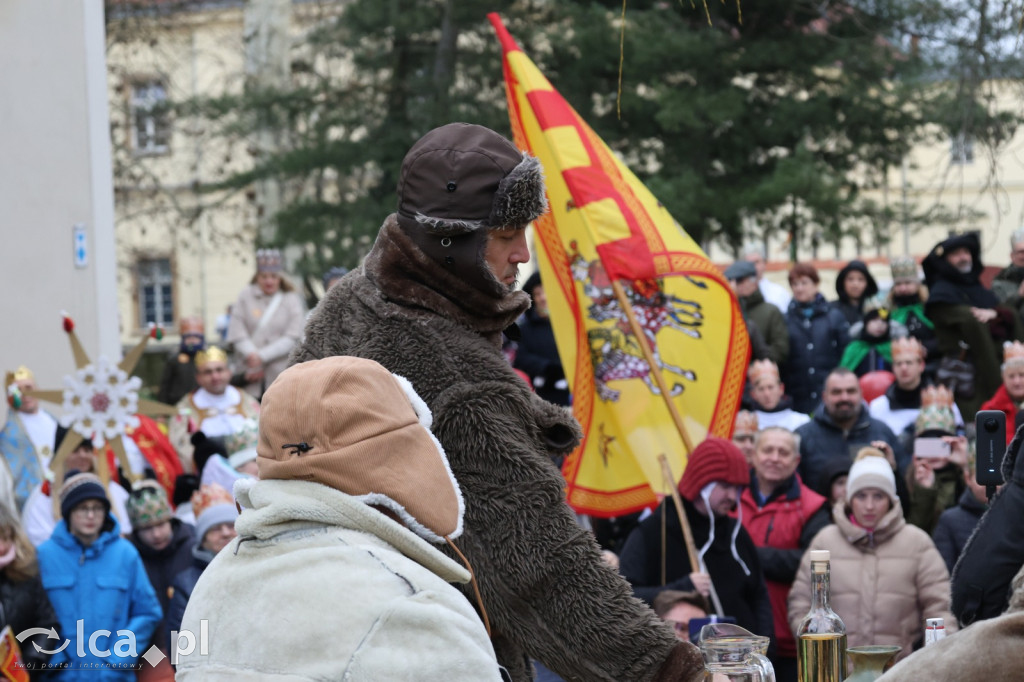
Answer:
797;550;847;682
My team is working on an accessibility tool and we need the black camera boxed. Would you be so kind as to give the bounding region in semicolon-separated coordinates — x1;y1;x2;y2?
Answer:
975;410;1006;487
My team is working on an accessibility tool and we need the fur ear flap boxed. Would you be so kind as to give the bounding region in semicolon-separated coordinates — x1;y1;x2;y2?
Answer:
492;154;548;228
391;373;432;429
377;371;466;542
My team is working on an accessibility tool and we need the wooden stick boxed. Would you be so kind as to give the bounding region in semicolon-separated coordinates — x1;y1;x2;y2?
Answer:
659;453;724;617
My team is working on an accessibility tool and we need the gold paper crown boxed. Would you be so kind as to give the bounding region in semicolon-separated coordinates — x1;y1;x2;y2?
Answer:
920;385;954;410
891;337;926;361
4;366;34;388
890;256;919;282
1003;341;1024;369
194;346;229;368
734;410;759;433
747;359;780;386
916;385;955;435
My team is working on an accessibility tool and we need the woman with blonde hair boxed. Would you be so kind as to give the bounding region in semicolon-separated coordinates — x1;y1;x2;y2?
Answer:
227;249;306;399
0;503;60;678
787;448;956;662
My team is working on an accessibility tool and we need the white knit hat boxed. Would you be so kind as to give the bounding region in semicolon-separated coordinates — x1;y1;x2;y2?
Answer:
845;449;896;503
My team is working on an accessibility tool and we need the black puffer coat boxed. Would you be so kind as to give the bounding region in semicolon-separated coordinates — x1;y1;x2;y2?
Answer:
783;293;850;413
933;488;986;574
131;519;195;650
831;260;879;326
0;571;60;678
952;421;1024;625
619;498;774;643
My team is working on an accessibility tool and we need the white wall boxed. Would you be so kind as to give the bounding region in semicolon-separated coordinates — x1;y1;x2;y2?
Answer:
0;0;118;420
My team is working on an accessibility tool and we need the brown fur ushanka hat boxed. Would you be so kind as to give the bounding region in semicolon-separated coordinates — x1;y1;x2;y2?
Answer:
393;123;548;292
397;122;547;236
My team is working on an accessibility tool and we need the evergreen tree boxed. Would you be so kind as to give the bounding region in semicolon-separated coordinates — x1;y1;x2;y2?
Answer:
181;0;1022;277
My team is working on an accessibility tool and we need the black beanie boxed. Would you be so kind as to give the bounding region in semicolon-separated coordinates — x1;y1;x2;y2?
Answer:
59;469;110;521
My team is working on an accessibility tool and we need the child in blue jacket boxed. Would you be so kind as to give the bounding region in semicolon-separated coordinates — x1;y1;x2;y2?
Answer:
37;470;161;680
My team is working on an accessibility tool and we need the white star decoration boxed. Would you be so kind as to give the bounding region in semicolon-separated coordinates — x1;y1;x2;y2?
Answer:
60;355;141;448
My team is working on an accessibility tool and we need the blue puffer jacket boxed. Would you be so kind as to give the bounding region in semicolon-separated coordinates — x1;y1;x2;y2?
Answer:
37;516;162;680
783;293;850;413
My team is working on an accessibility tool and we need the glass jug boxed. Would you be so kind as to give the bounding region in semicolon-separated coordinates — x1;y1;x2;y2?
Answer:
698;622;776;682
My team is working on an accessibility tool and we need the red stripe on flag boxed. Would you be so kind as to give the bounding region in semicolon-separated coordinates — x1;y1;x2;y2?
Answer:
562;166;622;207
525;89;578;131
596;238;658;282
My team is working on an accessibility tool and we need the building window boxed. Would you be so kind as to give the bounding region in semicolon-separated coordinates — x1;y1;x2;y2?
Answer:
951;133;974;165
131;81;170;155
138;258;174;327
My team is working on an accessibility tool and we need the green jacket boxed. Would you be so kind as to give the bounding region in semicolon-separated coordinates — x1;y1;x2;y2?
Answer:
740;288;789;366
992;265;1024;316
905;462;964;535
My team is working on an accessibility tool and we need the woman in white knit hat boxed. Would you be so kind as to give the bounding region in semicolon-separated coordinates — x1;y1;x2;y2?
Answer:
787;447;956;662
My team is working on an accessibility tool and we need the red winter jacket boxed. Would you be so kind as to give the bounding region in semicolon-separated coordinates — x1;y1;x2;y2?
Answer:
980;384;1018;445
738;474;828;658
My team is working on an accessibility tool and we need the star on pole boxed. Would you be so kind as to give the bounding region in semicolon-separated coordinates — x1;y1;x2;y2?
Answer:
28;313;178;516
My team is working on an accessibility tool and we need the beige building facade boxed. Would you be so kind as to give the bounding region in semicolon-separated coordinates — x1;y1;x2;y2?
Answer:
108;3;259;357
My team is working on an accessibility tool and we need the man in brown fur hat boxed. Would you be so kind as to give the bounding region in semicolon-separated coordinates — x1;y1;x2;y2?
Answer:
293;123;701;681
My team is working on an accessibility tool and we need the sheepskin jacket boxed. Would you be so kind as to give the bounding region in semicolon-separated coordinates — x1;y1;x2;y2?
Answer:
877;564;1024;682
787;500;956;662
176;479;503;681
292;216;692;682
226;283;306;399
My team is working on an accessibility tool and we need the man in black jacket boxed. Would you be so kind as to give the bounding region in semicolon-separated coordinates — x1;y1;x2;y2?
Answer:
951;420;1024;625
619;437;774;643
923;232;1024;417
795;368;905;497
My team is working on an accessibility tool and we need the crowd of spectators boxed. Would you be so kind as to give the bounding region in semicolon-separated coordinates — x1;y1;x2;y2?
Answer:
3;224;1024;680
510;229;1024;681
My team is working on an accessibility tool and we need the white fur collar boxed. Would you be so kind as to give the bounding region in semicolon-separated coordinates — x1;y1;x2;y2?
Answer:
233;478;471;583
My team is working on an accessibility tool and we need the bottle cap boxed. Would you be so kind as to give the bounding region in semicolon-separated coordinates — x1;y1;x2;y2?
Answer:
809;550;830;562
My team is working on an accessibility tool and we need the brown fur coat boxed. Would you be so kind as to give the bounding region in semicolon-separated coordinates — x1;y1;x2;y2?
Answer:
292;217;699;681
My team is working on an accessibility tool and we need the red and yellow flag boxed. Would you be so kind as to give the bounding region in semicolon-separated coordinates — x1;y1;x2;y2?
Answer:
490;14;749;516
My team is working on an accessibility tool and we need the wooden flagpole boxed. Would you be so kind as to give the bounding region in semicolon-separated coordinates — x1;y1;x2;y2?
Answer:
610;280;694;453
608;278;724;616
659;454;725;617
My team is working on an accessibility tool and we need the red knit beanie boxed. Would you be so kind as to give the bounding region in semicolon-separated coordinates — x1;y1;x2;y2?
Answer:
678;437;749;501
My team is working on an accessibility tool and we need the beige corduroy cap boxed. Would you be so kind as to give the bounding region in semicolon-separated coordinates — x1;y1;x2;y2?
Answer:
257;356;464;543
